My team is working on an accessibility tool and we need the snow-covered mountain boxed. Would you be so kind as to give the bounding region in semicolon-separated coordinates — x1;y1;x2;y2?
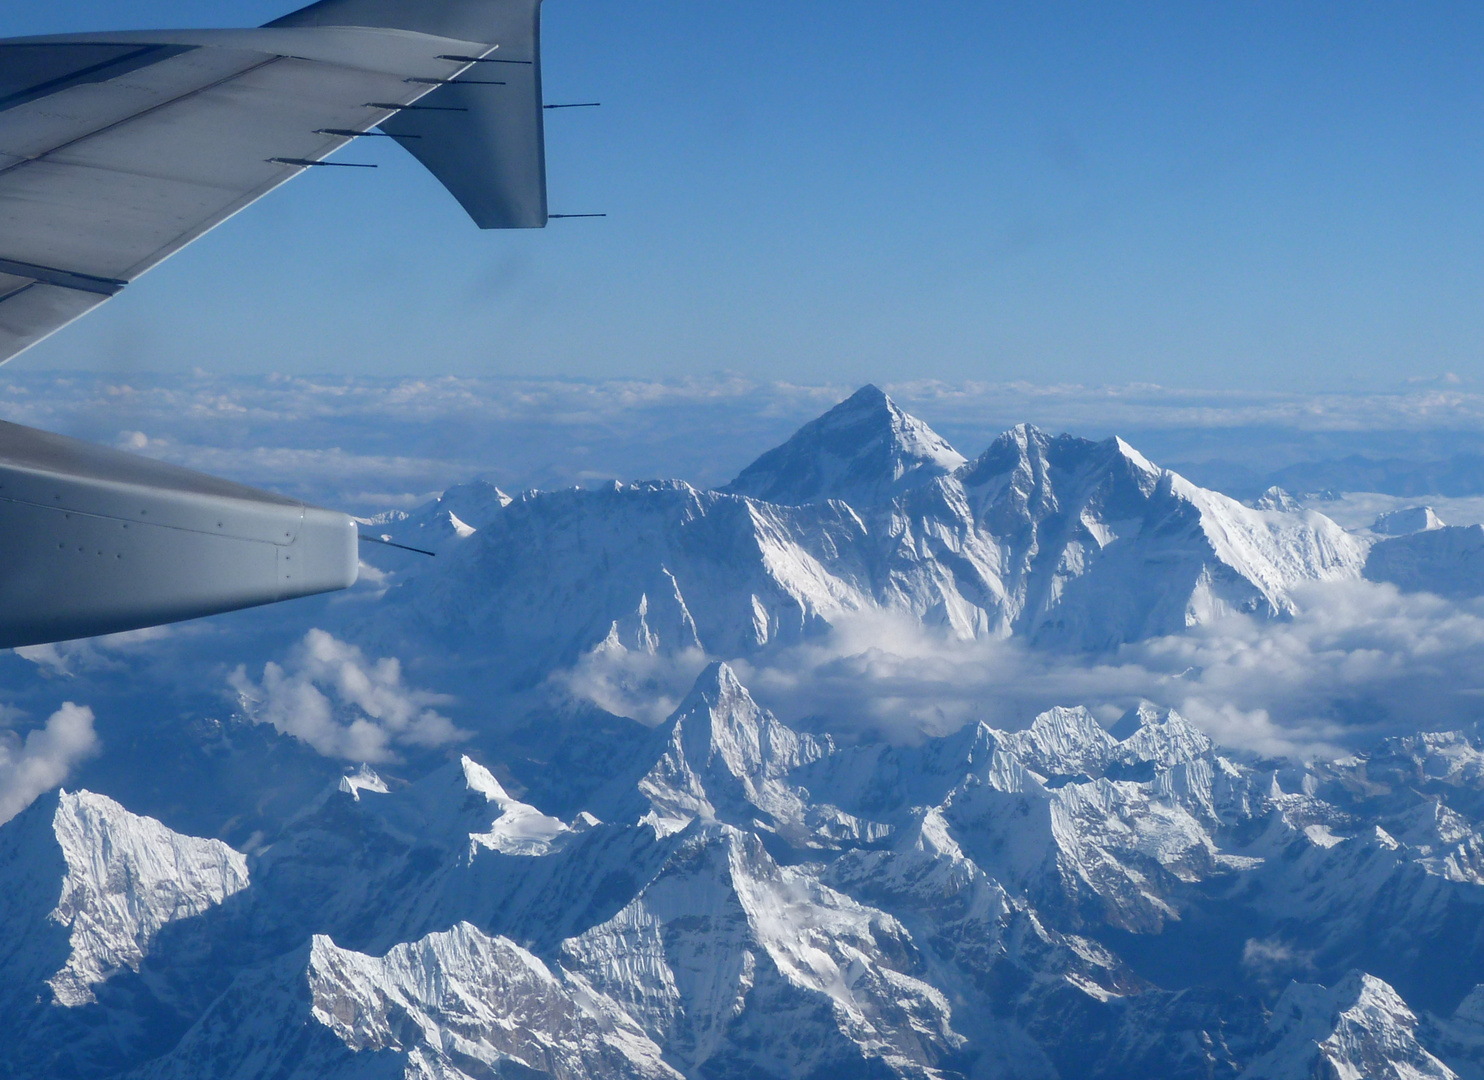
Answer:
360;388;1366;682
1241;973;1456;1079
725;384;967;507
1365;524;1484;598
9;657;1484;1078
11;386;1484;1079
364;480;512;553
1372;505;1447;537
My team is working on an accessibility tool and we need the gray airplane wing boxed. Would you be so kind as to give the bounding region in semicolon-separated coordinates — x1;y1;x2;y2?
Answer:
0;1;553;649
0;0;545;367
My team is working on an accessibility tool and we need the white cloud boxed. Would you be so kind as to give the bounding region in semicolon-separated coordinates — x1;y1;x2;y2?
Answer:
565;580;1484;760
558;643;711;726
11;371;1484;514
0;703;100;825
1241;938;1315;983
230;630;468;763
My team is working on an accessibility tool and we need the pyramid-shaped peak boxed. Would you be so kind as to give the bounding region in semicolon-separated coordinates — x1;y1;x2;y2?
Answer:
394;756;515;836
726;385;965;508
684;660;745;703
1109;702;1164;741
666;663;779;760
640;664;826;835
1263;972;1437;1070
1110;436;1159;476
841;383;889;407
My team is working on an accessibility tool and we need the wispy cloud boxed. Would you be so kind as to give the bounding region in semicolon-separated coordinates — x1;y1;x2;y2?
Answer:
562;580;1484;759
230;630;467;763
0;704;99;825
8;372;1484;513
558;644;711;727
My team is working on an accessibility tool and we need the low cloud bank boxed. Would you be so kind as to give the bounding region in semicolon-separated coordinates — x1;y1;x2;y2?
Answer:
567;580;1484;760
0;703;99;825
230;630;467;762
8;371;1484;510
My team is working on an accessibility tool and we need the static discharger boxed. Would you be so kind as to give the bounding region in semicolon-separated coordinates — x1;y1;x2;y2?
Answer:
366;101;470;112
549;213;606;219
438;54;533;64
359;533;436;557
269;157;377;168
544;102;600;109
316;128;423;139
406;77;506;85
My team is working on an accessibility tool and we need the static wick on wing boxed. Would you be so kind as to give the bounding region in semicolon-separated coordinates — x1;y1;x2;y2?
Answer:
269;157;377;168
359;533;437;557
544;102;601;109
366;101;470;112
406;77;507;86
317;128;423;139
438;54;534;65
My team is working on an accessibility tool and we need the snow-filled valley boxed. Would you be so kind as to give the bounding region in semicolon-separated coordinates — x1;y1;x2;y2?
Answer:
4;384;1484;1078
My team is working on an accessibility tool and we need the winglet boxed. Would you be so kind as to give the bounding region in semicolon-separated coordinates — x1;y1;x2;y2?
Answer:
269;0;547;229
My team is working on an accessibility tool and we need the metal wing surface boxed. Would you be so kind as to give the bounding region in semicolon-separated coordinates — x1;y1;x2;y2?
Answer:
0;2;545;367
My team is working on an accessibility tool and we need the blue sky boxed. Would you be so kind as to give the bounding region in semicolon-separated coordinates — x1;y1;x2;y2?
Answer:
6;2;1484;390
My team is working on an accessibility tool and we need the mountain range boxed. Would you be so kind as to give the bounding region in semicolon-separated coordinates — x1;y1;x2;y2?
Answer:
3;385;1483;1078
363;386;1375;690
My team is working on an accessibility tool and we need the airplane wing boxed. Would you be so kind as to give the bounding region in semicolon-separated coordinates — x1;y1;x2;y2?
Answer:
0;1;553;648
0;0;546;367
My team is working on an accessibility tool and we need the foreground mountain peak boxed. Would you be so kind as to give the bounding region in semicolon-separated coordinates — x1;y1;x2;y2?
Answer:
0;789;248;1014
726;384;966;508
640;663;829;836
1248;971;1455;1079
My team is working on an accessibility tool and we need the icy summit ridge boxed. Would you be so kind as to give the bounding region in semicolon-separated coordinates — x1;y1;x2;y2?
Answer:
726;384;967;507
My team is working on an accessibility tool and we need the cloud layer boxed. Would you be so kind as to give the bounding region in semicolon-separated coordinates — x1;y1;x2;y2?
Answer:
230;630;467;763
6;371;1484;512
565;579;1484;759
0;703;99;825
